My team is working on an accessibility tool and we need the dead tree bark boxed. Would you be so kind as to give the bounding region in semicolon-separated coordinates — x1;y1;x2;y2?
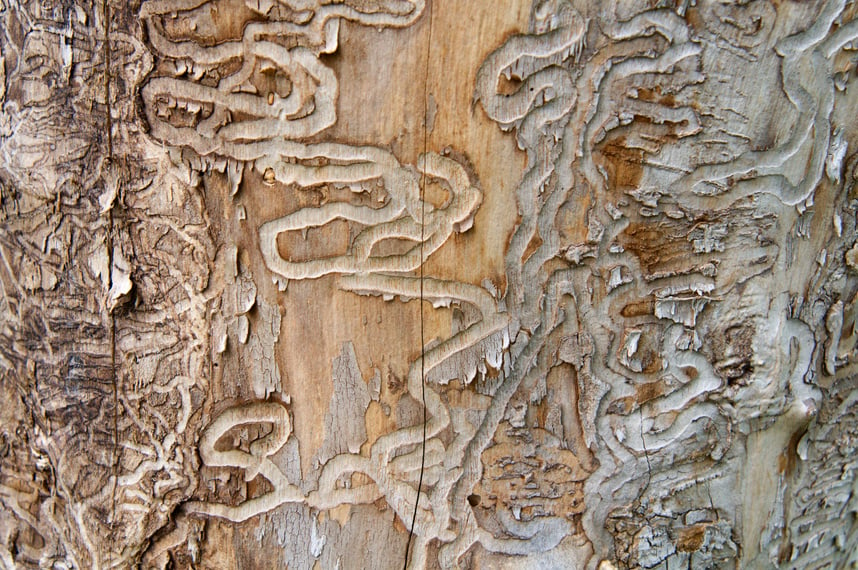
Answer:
1;0;857;568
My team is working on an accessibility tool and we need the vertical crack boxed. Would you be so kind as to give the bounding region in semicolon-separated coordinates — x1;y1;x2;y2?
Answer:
403;0;433;567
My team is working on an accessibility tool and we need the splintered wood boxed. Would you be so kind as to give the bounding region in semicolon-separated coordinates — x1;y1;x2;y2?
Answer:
1;0;857;568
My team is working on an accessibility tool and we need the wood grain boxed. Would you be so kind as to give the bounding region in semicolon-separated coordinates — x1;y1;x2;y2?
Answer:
0;0;857;568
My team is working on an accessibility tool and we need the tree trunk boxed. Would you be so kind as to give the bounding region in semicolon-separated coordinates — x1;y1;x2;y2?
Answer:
1;0;857;568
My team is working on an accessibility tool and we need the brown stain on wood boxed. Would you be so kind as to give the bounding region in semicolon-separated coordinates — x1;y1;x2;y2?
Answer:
778;427;806;477
636;86;677;108
620;297;655;317
619;220;697;276
597;135;645;193
675;523;707;552
523;230;543;263
703;322;755;384
635;380;666;404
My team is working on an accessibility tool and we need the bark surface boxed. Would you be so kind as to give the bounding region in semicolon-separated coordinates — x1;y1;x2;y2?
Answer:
1;0;857;568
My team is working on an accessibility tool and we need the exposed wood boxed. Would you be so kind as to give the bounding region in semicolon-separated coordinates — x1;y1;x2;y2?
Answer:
1;0;857;568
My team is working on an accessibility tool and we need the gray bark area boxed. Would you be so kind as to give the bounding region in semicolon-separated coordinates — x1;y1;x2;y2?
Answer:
0;0;857;568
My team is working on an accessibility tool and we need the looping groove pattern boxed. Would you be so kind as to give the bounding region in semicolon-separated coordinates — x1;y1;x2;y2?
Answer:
134;0;858;568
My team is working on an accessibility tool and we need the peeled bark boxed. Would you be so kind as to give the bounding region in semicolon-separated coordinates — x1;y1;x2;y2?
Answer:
0;0;857;568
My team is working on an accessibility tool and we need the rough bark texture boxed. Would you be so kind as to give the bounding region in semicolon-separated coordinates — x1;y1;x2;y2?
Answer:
1;0;857;568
